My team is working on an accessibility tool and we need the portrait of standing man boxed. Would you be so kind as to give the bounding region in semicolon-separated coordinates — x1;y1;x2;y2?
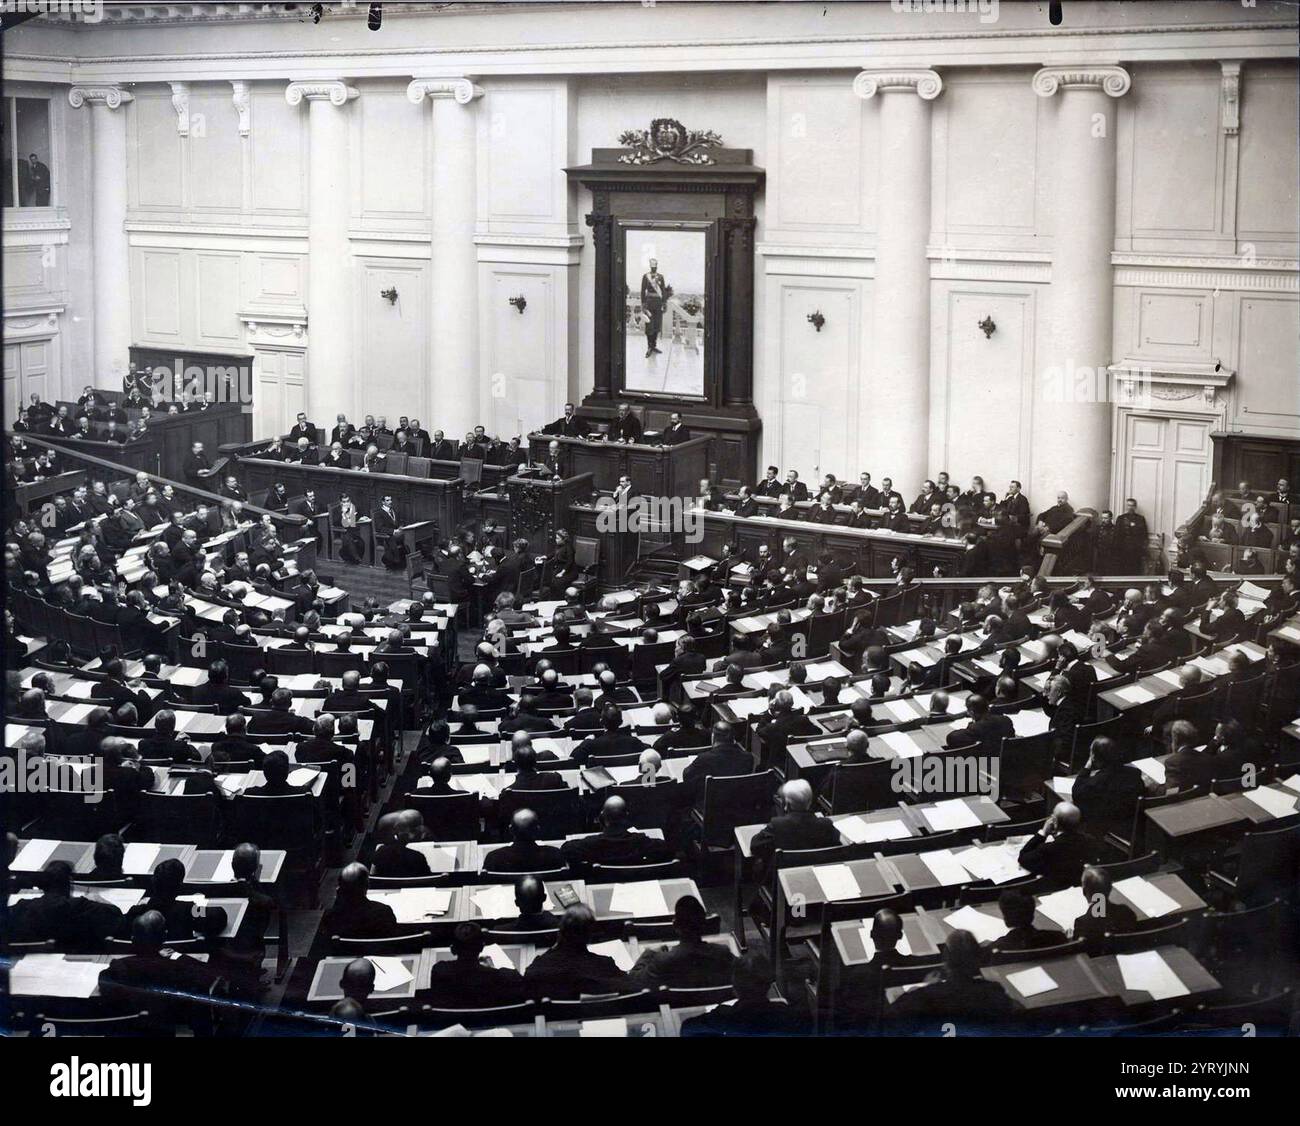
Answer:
640;257;671;358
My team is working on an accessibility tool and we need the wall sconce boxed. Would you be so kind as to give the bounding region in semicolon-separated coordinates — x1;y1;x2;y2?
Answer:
380;287;399;305
978;315;996;338
509;295;527;314
807;310;825;332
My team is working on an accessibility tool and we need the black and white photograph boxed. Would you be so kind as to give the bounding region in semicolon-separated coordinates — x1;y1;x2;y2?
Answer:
0;0;1297;1099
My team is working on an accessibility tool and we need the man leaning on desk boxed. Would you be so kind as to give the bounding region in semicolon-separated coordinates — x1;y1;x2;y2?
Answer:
542;402;590;438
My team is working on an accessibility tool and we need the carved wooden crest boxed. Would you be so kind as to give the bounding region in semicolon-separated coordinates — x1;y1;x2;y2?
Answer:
617;119;723;165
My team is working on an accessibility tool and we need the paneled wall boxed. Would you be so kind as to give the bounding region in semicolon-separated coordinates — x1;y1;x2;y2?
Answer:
3;10;1296;550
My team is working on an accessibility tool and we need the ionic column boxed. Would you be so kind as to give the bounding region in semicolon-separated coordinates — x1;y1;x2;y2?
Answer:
286;80;358;423
1032;65;1132;508
408;77;483;438
854;70;942;493
68;85;134;386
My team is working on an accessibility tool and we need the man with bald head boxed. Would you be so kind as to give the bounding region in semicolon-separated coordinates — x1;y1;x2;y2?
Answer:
323;669;375;717
482;808;566;875
1018;801;1094;887
682;721;755;803
1071;865;1139;952
493;874;561;934
504;741;565;794
570;704;643;765
750;779;840;876
99;909;220;1025
320;863;398;941
561;795;675;869
459;663;512;710
372;809;433;878
629;893;734;989
329;957;376;1022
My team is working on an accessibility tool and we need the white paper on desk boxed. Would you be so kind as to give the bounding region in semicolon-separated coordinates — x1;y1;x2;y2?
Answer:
12;838;60;872
84;887;146;912
922;798;982;832
452;775;497;798
367;956;414;992
457;745;492;766
838;816;910;844
207;852;237;884
1153;669;1184;689
287;768;318;787
481;944;515;971
1242;785;1299;819
532;738;570;759
1116;950;1189;1000
1114;876;1181;919
410;842;460;873
919;849;970;887
1006;966;1058;998
1115;684;1157;705
955;845;1027;885
379;887;453;923
609;881;670;917
589;938;636;972
943;905;1010;945
1036;887;1089;933
727;697;774;720
1279;774;1300;794
880;730;924;759
471;884;520;919
1131;757;1167;786
122;843;162;876
787;686;815;712
606;765;642;784
55;702;97;725
215;774;245;798
579;1018;629;1037
812;863;861;902
1051;776;1076;799
10;954;106;999
860;925;912;960
880;698;920;723
1011;710;1052;738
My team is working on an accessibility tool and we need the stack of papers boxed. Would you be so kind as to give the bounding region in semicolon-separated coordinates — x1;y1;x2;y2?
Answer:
367;956;414;992
608;881;670;917
920;799;982;832
1241;786;1299;819
588;939;636;971
1113;876;1181;919
1005;966;1058;998
943;904;1009;945
955;844;1027;885
10;955;106;999
1036;887;1089;933
375;887;453;923
918;849;969;886
1130;757;1167;785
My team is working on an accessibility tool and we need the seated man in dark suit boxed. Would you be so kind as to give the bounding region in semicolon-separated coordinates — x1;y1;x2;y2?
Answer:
886;929;1015;1031
1017;801;1094;887
681;950;807;1036
523;904;630;999
192;658;250;715
320;863;398;941
749;779;841;880
371;809;433;878
8;860;126;951
1070;735;1149;831
426;922;530;1008
98;909;220;1025
1163;720;1216;792
987;887;1065;953
628;894;734;989
247;688;315;737
837;908;930;1031
570;705;646;765
1071;866;1139;954
209;712;265;766
136;709;196;764
560;795;675;870
493;874;562;934
946;693;1014;756
503;742;566;793
244;749;313;797
481;808;567;875
682;722;755;804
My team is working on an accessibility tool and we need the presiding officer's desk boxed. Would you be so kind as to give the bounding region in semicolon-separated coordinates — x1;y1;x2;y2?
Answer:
692;507;973;579
527;431;710;499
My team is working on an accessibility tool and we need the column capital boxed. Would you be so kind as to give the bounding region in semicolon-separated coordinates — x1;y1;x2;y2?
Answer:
169;82;190;136
231;81;251;136
285;80;358;107
1032;66;1131;99
68;86;134;110
852;69;942;101
406;77;483;106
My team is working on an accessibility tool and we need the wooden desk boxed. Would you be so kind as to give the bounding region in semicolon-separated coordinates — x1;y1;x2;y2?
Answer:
236;457;464;549
693;507;972;580
527;432;710;499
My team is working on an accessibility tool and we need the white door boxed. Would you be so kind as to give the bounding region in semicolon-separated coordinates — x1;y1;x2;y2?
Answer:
253;349;306;441
1119;412;1214;545
3;338;50;420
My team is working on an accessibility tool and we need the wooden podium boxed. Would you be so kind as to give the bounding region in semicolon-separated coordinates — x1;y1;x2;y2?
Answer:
504;470;596;553
526;433;709;499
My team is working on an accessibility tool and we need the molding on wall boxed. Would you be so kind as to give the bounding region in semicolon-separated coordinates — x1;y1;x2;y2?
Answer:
1113;252;1300;291
239;308;308;350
